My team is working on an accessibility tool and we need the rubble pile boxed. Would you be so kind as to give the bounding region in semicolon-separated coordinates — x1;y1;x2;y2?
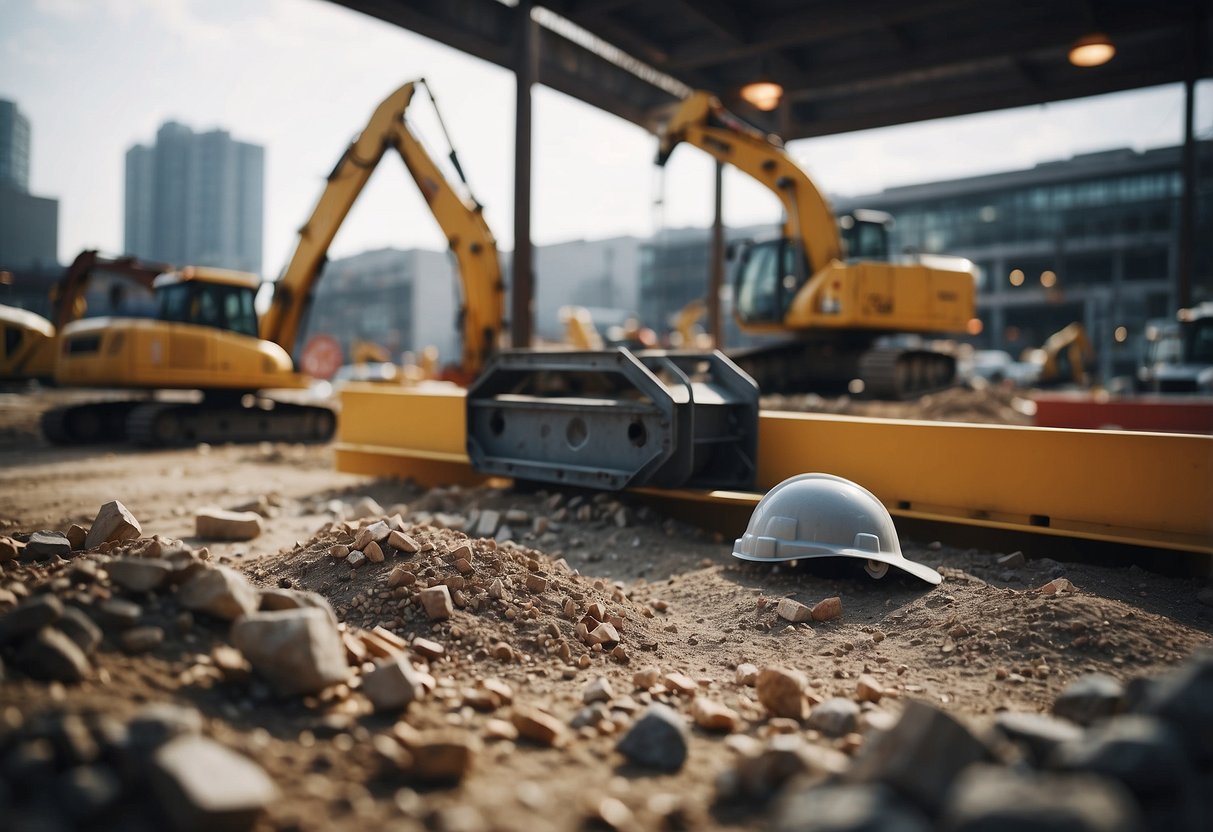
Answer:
2;488;1210;831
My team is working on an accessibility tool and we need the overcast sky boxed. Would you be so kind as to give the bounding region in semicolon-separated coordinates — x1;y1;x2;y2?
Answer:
2;0;1210;275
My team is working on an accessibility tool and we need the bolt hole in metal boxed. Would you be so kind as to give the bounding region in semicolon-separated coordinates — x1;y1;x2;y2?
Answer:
627;419;647;447
565;416;588;450
865;559;890;579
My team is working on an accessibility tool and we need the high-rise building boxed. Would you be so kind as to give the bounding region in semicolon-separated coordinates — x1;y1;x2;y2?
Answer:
0;98;58;274
124;122;264;275
0;99;31;193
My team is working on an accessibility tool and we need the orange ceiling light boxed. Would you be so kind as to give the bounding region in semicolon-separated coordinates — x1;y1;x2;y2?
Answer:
1069;32;1116;67
740;80;784;111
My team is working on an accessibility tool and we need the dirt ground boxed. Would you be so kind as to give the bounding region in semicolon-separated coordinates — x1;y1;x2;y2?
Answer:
1;387;1210;831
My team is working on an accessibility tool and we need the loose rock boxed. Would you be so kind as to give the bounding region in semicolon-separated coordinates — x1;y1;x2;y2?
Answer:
419;585;454;620
811;597;843;622
361;655;428;712
993;711;1083;766
84;500;142;550
17;627;90;682
107;558;175;593
757;666;808;720
511;707;566;747
194;508;263;542
808;697;861;738
151;735;279;832
777;598;813;624
25;530;72;559
408;732;476;783
583;676;614;704
941;764;1140;832
231;608;349;696
0;594;63;644
773;782;931;832
178;567;259;621
691;698;740;732
616;704;689;771
1053;673;1125;726
121;625;165;654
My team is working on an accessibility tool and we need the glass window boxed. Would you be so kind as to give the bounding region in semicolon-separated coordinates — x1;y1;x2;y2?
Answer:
735;242;780;322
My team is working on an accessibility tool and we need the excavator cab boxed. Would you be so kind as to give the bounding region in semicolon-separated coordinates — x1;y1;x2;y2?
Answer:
153;269;260;338
837;210;892;261
733;237;807;324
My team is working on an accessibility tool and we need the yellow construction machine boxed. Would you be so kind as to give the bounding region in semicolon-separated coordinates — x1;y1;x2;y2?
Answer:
1023;322;1095;387
0;250;168;383
45;79;503;445
656;91;977;398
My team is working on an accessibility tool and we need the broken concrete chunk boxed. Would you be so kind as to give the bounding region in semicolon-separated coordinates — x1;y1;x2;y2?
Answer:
25;530;72;559
194;508;262;542
419;586;453;620
354;520;390;551
107;558;174;593
387;530;419;553
811;596;843;622
231;608;349;696
776;598;812;624
361;655;428;712
152;735;279;832
84;500;142;550
178;567;259;621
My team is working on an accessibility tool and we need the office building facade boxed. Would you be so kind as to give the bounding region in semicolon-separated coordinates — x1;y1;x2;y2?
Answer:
837;141;1213;379
0;99;31;193
124;122;264;275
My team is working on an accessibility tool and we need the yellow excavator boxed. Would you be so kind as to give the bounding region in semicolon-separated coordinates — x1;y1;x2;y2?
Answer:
657;91;977;398
1023;322;1095;387
45;79;503;445
0;250;168;383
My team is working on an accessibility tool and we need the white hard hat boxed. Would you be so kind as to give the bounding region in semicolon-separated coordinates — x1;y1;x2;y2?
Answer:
733;473;941;585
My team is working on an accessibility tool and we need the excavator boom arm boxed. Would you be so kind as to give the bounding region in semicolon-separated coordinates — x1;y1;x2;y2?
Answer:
260;81;503;374
656;92;843;271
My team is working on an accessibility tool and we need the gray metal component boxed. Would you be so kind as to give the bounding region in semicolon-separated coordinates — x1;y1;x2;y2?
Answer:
466;348;757;491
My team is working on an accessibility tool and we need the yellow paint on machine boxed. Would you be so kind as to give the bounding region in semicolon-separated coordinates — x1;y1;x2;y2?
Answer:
335;384;1213;555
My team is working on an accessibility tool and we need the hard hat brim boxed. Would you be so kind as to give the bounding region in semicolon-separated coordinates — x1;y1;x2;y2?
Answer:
732;542;942;585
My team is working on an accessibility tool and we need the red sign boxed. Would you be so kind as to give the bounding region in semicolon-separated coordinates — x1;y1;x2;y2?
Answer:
299;334;343;380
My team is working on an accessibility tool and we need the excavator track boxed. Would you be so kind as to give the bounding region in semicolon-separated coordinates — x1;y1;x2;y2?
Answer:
125;400;336;447
728;340;957;400
40;401;141;445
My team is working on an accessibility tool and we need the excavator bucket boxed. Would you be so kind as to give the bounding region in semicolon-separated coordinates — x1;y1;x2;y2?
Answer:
465;348;758;491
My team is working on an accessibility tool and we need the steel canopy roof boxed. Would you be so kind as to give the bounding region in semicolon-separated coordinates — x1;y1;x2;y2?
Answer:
331;0;1210;139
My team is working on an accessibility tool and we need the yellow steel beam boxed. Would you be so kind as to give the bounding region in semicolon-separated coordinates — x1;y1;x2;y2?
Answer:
335;383;1213;555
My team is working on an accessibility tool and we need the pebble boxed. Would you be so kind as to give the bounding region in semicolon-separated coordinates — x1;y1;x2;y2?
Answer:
151;735;279;831
847;700;989;814
231;608;349;696
177;566;259;621
408;732;476;782
633;666;662;689
350;496;384;519
347;550;367;568
0;535;23;561
997;551;1026;568
120;625;165;654
807;697;861;738
583;676;614;704
194;508;263;541
616;704;689;771
735;663;759;686
17;627;90;682
387;530;419;553
361;656;428;712
757;666;808;720
811;596;843;622
525;574;548;593
776;598;812;624
128;703;204;750
412;637;444;659
363;541;385;563
993;711;1083;766
773;782;931;832
94;598;142;630
0;594;63;644
107;558;174;593
354;521;390;550
691;697;740;732
85;500;142;550
53;606;102;655
856;674;884;703
512;706;566;747
328;544;349;560
420;586;454;620
588;622;620;646
25;530;72;559
1039;577;1076;595
940;764;1140;832
1053;672;1125;726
